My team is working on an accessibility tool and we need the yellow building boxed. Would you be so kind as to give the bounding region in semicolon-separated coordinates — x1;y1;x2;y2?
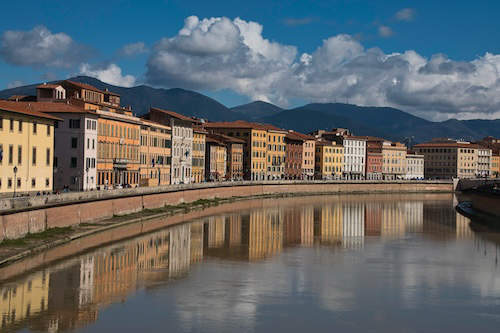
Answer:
0;270;50;330
0;101;58;195
204;121;269;180
192;127;206;183
382;141;407;180
314;140;343;179
266;127;287;180
139;120;171;186
492;154;500;178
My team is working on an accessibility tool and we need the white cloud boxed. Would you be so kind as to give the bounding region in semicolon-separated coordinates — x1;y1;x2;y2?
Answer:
118;42;148;56
79;63;136;87
146;16;500;120
396;8;416;22
6;80;24;89
0;25;91;68
378;25;393;38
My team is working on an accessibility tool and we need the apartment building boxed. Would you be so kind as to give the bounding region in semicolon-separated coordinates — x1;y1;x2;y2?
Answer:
266;127;287;180
414;139;479;179
205;136;227;181
293;132;316;180
314;140;343;180
492;154;500;178
145;107;195;184
192;127;207;183
284;132;304;180
206;133;244;181
340;136;366;180
382;141;407;180
365;137;384;180
405;152;424;180
204;121;269;180
476;146;492;178
0;101;58;195
477;137;500;178
139;120;171;187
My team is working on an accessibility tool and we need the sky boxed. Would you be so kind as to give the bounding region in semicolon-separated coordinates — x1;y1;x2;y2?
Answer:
1;0;500;121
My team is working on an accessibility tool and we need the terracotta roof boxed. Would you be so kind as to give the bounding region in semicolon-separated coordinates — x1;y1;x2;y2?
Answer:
193;125;208;134
36;84;62;89
316;139;342;147
205;136;226;146
141;119;171;130
286;130;315;141
150;107;197;123
206;133;245;144
61;80;111;95
0;101;62;121
7;95;36;101
414;142;481;149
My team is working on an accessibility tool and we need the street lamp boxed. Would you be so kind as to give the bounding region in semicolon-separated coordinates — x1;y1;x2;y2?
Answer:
13;166;18;198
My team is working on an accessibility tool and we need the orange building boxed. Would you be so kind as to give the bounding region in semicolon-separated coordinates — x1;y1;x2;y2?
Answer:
139;120;171;186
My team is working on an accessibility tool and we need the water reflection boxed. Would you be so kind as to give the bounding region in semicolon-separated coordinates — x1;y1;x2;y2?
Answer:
1;194;499;332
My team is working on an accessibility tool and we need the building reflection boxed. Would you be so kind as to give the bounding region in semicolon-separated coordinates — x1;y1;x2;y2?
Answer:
1;195;481;332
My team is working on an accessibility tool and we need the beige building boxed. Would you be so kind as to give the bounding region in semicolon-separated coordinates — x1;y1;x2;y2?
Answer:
192;127;207;183
314;140;343;179
266;127;287;180
139;120;171;186
382;141;407;180
0;101;58;196
414;139;479;179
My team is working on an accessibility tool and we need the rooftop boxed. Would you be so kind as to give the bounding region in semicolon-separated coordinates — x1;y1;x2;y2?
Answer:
204;120;285;132
0;100;62;121
150;107;198;123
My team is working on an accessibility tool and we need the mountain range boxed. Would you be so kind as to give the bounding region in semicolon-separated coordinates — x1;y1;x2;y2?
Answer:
1;76;499;143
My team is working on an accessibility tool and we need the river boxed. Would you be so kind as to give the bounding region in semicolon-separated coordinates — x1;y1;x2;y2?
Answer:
1;193;499;332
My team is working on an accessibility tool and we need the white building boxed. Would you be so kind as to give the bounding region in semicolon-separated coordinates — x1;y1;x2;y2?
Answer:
146;107;195;184
33;85;98;191
405;153;424;180
476;147;492;178
341;136;367;180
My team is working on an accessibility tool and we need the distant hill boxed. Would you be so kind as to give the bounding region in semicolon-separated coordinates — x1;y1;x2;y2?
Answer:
1;78;500;143
257;103;500;143
231;101;283;120
0;76;239;121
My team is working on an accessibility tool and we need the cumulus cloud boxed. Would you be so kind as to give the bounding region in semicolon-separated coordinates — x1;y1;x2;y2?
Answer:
146;15;500;120
79;63;136;87
396;8;416;22
118;42;148;56
0;25;91;68
6;80;24;89
378;25;393;38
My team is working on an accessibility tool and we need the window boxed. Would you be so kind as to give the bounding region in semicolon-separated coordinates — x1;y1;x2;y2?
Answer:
71;137;77;148
46;178;50;187
33;122;37;134
32;147;37;165
18;120;22;132
0;144;2;164
87;138;90;149
0;116;2;130
8;145;13;164
17;178;21;187
70;157;77;168
31;178;36;188
10;119;14;131
69;119;80;128
8;178;12;188
46;148;50;166
18;146;22;165
47;125;50;136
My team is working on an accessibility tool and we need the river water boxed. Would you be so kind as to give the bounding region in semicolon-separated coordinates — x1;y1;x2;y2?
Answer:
1;194;500;333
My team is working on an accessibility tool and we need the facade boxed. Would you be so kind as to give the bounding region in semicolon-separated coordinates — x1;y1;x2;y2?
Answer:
382;141;407;180
314;140;343;180
0;101;58;195
266;128;287;180
476;146;492;178
205;137;227;181
284;132;303;180
206;133;244;181
340;136;367;180
146;107;195;185
203;121;270;180
365;137;384;180
405;152;424;179
192;127;207;183
414;139;479;179
492;154;500;178
139;120;171;187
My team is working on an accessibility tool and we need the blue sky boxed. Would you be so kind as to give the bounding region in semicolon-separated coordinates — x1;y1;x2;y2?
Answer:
1;0;500;120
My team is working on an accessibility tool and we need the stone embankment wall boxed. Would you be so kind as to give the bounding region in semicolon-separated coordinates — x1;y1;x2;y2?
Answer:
0;180;453;241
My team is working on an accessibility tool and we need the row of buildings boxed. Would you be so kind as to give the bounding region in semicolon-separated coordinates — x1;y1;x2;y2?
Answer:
0;80;499;195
